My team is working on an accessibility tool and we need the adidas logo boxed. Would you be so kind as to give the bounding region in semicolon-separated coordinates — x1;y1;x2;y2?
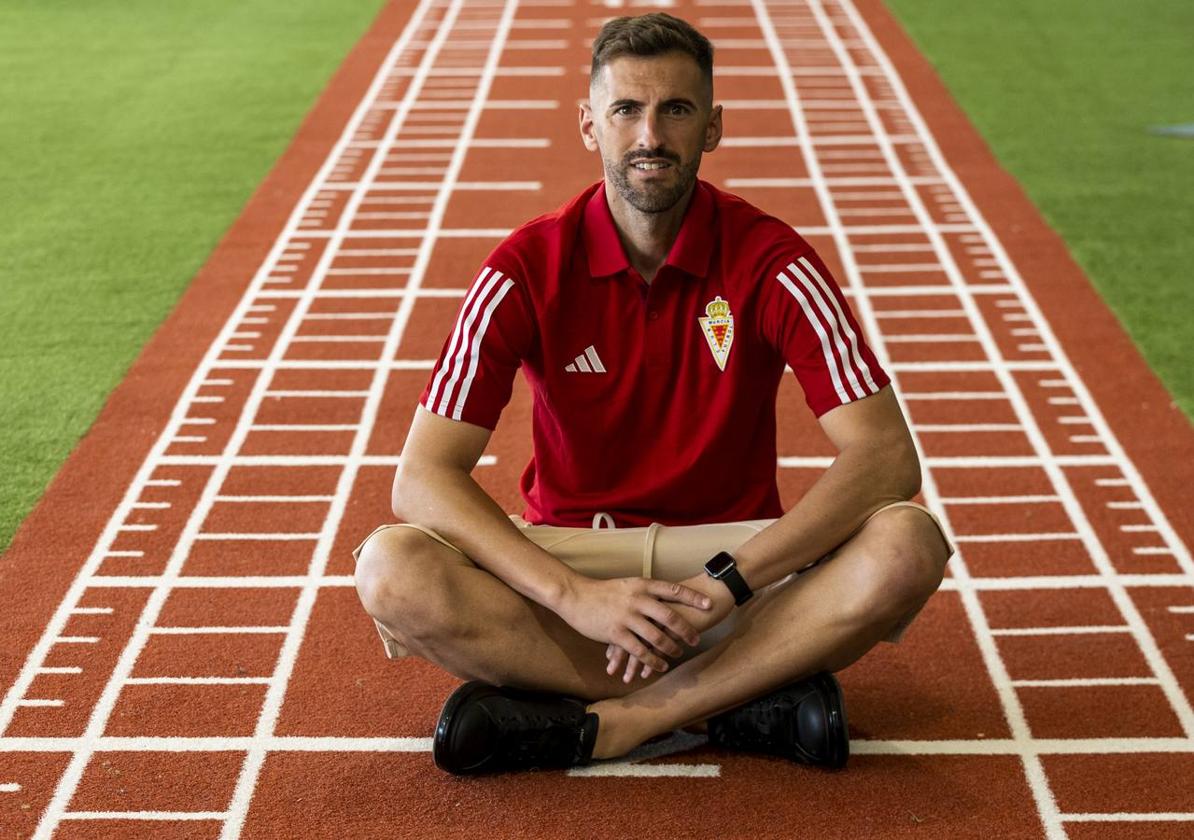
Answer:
564;345;606;373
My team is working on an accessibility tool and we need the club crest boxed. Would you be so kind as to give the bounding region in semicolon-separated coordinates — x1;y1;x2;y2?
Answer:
698;295;734;371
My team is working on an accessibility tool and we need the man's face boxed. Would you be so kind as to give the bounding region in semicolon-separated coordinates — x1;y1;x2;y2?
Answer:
581;51;722;214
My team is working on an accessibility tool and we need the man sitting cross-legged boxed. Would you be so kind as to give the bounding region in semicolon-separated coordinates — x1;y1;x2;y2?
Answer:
353;12;952;775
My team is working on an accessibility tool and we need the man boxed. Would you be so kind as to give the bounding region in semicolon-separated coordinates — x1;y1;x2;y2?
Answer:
353;13;952;775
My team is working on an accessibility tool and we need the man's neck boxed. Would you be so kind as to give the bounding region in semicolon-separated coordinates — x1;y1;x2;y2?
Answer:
604;182;696;285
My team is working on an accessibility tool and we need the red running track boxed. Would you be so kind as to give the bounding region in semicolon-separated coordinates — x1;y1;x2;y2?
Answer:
2;0;1193;837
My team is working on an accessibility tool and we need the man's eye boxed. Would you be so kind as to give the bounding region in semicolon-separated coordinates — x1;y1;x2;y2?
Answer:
615;105;635;116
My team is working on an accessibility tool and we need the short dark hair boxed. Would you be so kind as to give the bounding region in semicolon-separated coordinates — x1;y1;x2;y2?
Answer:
590;13;714;91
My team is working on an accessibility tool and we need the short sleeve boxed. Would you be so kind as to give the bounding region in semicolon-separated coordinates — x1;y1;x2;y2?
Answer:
419;263;534;430
761;247;890;417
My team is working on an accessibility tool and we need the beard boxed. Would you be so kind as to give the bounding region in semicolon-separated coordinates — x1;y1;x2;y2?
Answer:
604;148;701;214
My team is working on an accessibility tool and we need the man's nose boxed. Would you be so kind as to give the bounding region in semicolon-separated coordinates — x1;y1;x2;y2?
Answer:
636;110;662;149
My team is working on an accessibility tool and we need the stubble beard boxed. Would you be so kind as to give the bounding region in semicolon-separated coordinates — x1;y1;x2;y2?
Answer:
605;150;702;214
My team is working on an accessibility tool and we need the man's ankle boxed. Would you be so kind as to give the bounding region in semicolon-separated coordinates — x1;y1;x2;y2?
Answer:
585;700;646;759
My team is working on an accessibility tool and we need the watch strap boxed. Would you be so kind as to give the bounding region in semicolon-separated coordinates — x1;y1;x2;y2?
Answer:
704;551;753;606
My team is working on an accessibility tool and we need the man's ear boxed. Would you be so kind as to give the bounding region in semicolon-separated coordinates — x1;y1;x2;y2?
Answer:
704;104;723;153
579;101;599;152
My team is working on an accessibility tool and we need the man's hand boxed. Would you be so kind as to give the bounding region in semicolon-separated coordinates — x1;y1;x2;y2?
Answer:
556;576;714;675
605;572;736;683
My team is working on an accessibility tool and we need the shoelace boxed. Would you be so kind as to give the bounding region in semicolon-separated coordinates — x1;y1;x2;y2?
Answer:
722;694;788;749
491;710;583;767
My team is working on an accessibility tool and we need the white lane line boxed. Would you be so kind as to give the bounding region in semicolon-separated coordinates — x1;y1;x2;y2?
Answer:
85;576;354;588
953;533;1081;543
874;309;967;318
941;575;1194;591
213;495;335;503
70;607;114;614
883;334;978;342
193;533;324;541
37;667;83;675
125;677;272;685
61;812;226;822
148;627;289;635
54;637;99;644
18;700;64;708
262;388;374;395
0;783;20;792
990;626;1130;636
1011;678;1160;688
1061;813;1194;823
915;423;1023;432
250;424;361;432
940;496;1062;505
901;392;1009;400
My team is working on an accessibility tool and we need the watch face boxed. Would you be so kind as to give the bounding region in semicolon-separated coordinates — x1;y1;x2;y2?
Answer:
705;552;734;577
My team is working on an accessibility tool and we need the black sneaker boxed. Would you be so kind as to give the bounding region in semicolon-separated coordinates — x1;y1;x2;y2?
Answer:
707;672;848;768
432;680;599;775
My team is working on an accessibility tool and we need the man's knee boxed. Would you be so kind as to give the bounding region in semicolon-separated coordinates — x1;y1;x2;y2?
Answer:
353;526;460;640
843;507;950;622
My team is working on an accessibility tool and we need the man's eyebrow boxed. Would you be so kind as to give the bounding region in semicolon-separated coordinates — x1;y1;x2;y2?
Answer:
606;97;698;109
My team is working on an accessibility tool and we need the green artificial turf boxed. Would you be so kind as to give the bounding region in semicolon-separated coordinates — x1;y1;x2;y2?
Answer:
884;0;1194;419
0;0;387;554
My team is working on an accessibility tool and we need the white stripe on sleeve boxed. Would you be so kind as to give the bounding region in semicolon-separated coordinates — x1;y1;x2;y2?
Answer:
451;277;516;420
427;266;493;411
786;261;867;399
435;270;505;415
796;255;880;393
776;268;851;403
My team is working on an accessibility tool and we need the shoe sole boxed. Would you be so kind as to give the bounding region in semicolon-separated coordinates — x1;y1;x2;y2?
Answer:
811;672;849;769
432;680;492;774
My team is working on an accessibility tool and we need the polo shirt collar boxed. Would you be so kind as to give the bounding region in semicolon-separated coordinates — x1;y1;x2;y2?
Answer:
583;179;716;279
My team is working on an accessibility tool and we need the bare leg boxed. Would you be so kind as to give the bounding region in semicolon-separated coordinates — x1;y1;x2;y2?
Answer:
587;507;950;758
354;525;669;700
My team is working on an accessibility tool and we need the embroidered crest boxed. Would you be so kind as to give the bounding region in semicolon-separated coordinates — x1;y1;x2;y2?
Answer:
698;295;734;371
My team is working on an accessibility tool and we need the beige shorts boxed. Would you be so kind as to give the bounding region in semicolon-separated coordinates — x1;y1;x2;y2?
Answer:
353;501;952;659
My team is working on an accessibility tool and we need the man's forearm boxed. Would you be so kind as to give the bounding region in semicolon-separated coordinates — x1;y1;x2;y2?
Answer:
730;438;921;591
393;463;579;613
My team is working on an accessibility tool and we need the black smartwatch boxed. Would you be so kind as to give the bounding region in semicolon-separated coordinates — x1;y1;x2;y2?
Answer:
703;551;753;605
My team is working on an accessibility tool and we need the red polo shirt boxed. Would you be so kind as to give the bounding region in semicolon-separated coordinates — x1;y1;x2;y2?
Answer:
420;179;889;527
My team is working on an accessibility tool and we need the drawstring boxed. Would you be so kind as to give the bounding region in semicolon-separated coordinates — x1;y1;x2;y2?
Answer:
642;522;660;579
591;512;658;578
